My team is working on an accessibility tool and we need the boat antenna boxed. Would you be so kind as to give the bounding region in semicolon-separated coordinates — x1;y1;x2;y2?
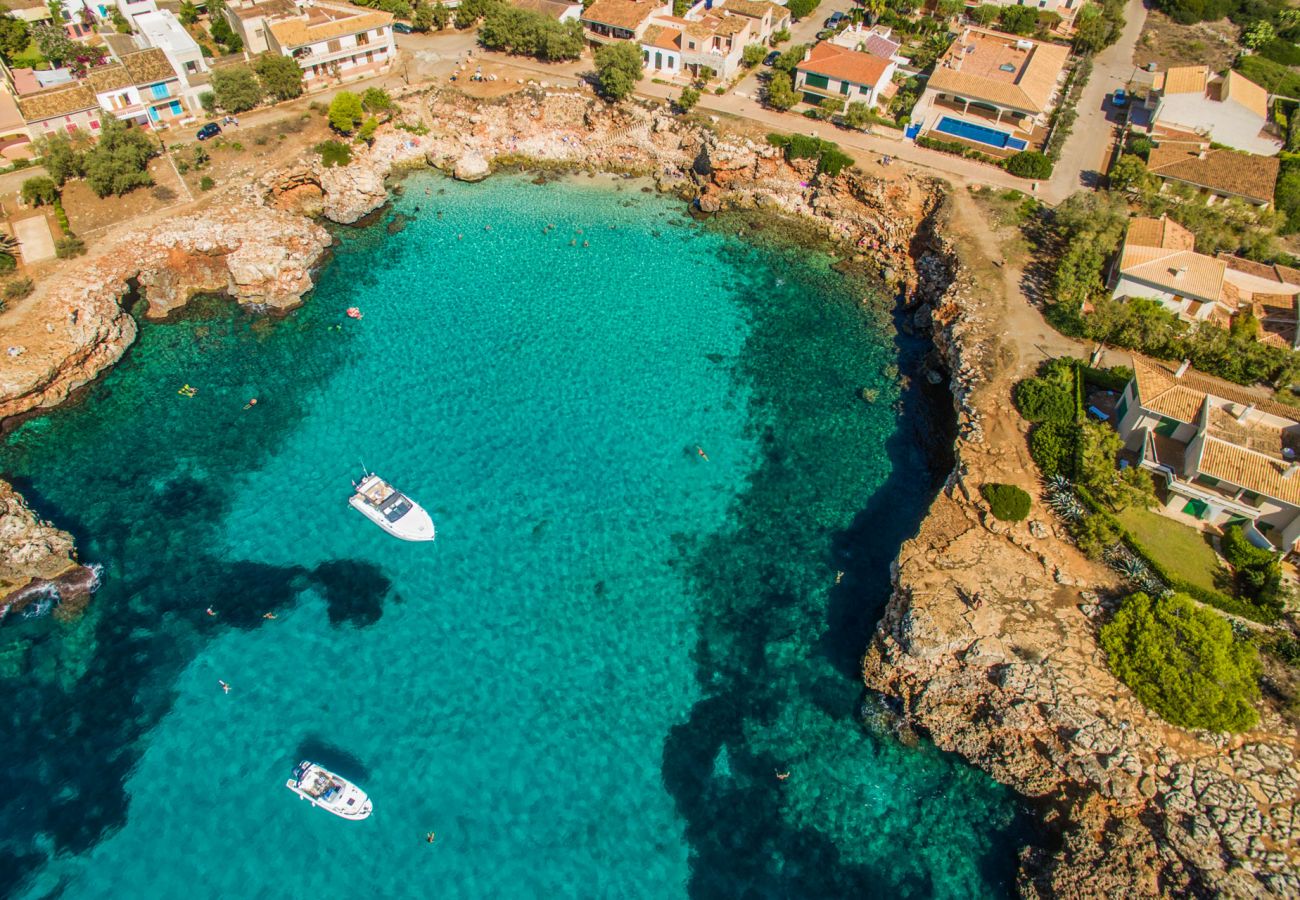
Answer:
359;458;369;476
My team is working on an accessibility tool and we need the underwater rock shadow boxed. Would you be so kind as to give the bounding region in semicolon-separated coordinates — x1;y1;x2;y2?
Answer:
309;559;392;629
294;737;372;783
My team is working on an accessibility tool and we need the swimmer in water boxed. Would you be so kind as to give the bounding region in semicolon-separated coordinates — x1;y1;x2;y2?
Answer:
696;446;709;462
206;607;217;617
263;612;277;620
425;832;436;843
243;398;258;410
775;770;790;782
219;680;231;694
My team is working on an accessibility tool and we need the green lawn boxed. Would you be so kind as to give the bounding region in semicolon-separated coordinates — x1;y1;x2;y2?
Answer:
11;39;46;70
1116;505;1226;595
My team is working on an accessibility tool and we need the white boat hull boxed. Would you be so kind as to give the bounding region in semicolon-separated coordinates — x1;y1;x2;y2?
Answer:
286;762;373;820
348;494;435;541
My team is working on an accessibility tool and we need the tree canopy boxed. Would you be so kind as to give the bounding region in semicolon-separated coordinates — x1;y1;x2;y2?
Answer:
1101;592;1260;732
594;41;643;101
82;117;156;198
478;5;583;60
211;64;264;112
253;52;304;101
329;91;365;134
0;12;30;63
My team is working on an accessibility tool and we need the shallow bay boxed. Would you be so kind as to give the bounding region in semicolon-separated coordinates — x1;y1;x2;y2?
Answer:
1;174;1023;898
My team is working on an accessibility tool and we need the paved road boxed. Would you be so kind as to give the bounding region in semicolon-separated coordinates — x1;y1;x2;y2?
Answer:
1044;0;1149;200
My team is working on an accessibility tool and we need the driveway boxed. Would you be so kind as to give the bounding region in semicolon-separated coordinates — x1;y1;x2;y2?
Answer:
1044;0;1150;201
12;214;55;264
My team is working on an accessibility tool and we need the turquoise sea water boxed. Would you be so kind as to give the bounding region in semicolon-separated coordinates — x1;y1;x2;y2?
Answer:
1;174;1024;898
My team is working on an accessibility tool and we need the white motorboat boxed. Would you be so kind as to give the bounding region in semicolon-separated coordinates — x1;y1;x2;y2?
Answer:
285;761;373;820
349;472;435;542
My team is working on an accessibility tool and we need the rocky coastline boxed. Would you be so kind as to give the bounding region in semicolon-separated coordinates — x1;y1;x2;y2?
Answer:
4;84;1290;897
869;197;1300;896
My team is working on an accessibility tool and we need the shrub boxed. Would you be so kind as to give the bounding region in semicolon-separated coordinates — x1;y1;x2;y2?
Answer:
315;140;352;167
1006;150;1053;179
328;91;364;134
1014;376;1075;423
357;116;379;144
1101;592;1260;732
1221;525;1287;618
200;91;216;114
362;87;396;115
785;0;819;17
677;85;700;113
594;40;643;101
1029;421;1079;479
817;146;853;176
55;234;86;258
742;43;766;67
981;483;1032;521
21;175;58;206
770;27;790;44
3;277;33;301
199;176;215;191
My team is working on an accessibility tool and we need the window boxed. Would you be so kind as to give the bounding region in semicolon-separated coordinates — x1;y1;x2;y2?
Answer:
1116;394;1128;424
839;80;850;95
804;73;830;89
151;82;170;100
185;61;198;73
170;100;183;115
357;31;370;46
328;39;342;53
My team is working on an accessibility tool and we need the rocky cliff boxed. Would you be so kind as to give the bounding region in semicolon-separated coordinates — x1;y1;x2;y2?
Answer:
0;206;332;424
865;199;1300;897
0;479;96;615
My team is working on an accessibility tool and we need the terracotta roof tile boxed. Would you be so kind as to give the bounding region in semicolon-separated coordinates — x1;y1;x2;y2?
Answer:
1223;69;1269;119
1133;355;1298;422
926;26;1068;115
1161;65;1208;94
1199;437;1300;507
120;48;176;85
15;83;97;122
581;0;661;30
797;41;889;88
267;2;392;47
1125;215;1195;251
1147;144;1280;205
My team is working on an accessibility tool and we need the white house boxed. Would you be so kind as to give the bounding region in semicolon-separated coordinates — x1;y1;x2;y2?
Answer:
113;0;160;25
134;10;209;111
226;0;397;92
1118;355;1300;553
86;47;190;129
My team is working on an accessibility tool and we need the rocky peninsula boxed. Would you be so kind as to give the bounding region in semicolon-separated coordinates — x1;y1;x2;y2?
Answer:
2;85;1295;895
872;201;1300;896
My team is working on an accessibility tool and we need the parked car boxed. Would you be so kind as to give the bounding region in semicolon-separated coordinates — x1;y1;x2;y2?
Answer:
1111;88;1128;108
197;123;221;141
824;11;846;27
763;50;780;67
393;22;412;33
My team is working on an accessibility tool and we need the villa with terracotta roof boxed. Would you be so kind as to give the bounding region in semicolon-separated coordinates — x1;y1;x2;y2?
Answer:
911;26;1070;155
581;0;670;44
793;41;895;110
1143;66;1281;157
1144;140;1280;208
13;82;101;138
637;0;785;81
224;0;396;91
1110;215;1300;346
1117;355;1300;552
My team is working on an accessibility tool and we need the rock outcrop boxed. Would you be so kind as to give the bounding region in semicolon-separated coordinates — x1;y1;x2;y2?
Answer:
864;199;1300;897
451;150;489;182
0;206;331;424
0;479;95;615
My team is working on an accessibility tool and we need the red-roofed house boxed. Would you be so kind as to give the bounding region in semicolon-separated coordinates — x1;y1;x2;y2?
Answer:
793;42;896;110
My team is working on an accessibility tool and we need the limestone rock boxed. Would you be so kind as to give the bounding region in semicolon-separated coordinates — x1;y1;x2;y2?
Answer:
452;151;490;183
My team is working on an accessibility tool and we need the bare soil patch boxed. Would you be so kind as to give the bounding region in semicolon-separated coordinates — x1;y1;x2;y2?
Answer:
1132;12;1241;72
61;156;188;238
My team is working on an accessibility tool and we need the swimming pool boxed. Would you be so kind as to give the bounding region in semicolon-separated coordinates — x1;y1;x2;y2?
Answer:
934;116;1028;151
